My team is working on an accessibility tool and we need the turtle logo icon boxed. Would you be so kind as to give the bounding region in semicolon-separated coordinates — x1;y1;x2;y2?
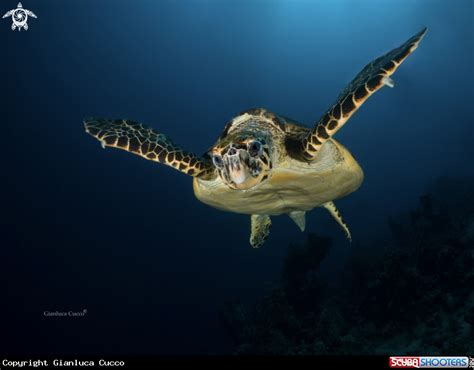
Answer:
2;2;37;31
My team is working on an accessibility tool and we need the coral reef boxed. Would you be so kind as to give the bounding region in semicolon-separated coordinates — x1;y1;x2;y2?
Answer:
221;177;474;354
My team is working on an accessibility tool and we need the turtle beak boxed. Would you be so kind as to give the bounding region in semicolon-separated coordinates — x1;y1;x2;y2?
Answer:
224;150;251;185
229;167;249;185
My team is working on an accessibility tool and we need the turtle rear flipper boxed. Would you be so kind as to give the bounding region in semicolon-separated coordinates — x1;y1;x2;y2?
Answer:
84;118;216;179
297;28;427;161
250;215;272;248
322;201;352;242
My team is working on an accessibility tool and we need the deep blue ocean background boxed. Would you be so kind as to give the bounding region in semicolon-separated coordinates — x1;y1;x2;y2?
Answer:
1;0;473;354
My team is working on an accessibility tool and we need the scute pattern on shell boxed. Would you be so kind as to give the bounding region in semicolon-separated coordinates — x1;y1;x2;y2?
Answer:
219;108;286;140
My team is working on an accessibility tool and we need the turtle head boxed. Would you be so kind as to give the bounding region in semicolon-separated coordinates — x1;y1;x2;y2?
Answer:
209;135;272;190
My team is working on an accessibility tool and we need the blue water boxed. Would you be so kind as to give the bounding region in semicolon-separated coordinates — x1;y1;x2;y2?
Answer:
2;0;473;354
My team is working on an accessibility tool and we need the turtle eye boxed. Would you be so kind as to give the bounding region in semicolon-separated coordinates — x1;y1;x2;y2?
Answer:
212;154;224;168
248;140;263;157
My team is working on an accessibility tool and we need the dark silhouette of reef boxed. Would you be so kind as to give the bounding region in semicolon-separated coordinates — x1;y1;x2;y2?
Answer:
221;176;474;354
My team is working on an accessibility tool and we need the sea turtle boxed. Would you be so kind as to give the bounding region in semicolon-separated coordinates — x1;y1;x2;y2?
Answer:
85;28;426;248
2;2;36;31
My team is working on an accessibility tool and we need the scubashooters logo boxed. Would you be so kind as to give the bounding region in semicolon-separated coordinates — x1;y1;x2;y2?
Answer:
2;2;37;31
389;356;473;368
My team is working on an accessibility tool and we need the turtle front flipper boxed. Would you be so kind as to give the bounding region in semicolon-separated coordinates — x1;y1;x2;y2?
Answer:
84;118;216;179
322;201;352;242
250;215;272;248
298;28;427;161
